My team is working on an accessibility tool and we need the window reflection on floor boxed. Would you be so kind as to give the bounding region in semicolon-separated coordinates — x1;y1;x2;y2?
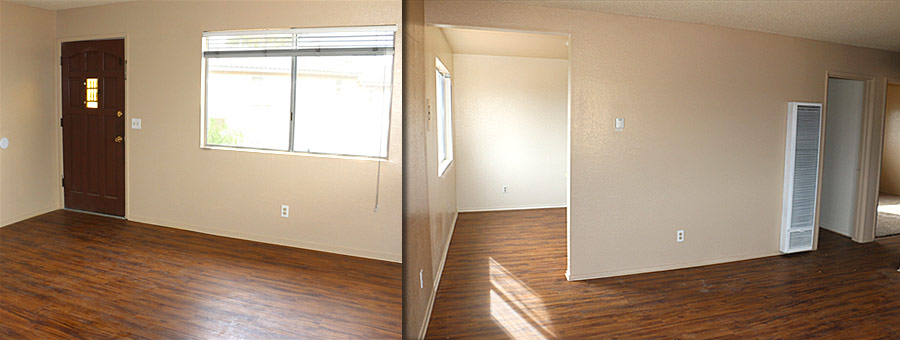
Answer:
489;257;556;339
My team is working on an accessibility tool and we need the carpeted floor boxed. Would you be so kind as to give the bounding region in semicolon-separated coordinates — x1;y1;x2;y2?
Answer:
876;193;900;237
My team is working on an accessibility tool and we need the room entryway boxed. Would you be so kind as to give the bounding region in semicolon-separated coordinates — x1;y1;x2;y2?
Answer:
440;26;570;214
424;25;572;338
61;39;126;217
819;77;866;238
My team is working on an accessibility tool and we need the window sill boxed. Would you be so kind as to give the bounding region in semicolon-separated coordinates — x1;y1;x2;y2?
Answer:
438;158;453;177
201;145;389;162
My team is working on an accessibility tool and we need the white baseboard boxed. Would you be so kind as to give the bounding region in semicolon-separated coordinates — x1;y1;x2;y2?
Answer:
567;251;781;281
459;204;566;213
128;215;401;263
1;204;60;227
4;206;401;262
417;210;459;340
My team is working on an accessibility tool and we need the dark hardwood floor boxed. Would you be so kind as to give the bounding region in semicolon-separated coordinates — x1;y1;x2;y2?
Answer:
425;208;900;339
0;210;400;339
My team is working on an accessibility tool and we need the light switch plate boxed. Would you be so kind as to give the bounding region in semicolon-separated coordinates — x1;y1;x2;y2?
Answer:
615;118;624;132
131;118;142;129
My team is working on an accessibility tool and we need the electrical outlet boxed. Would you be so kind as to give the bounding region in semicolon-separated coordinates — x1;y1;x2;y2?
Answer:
281;205;289;218
503;185;509;194
676;230;684;243
131;118;142;129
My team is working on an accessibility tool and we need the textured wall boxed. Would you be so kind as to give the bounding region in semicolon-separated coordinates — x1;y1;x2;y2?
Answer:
453;53;568;211
423;26;458;290
402;24;461;340
402;0;433;338
0;2;59;226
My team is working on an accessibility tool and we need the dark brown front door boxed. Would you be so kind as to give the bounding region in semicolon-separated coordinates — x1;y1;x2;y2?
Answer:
62;39;125;217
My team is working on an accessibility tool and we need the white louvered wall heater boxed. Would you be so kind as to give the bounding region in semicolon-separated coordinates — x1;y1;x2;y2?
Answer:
780;102;823;253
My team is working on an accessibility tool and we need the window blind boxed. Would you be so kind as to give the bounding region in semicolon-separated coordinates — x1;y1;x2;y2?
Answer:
203;26;396;58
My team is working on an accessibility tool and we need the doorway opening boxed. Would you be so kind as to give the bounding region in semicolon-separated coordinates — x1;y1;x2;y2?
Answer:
423;24;572;338
60;39;126;217
438;26;570;215
820;77;867;238
875;81;900;238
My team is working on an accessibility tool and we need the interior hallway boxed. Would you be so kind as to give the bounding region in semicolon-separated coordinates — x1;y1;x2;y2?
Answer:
426;208;900;339
0;210;401;339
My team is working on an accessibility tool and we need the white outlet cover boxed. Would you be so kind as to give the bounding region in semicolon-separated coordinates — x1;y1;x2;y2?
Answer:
0;138;8;150
131;118;142;129
615;118;625;131
281;205;289;217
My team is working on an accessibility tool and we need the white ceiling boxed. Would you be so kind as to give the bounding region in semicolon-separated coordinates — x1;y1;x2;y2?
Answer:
12;1;900;52
440;26;569;59
8;0;132;10
519;1;900;52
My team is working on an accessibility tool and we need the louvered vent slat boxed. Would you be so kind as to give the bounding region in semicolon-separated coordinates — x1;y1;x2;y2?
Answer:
789;230;814;250
781;103;822;253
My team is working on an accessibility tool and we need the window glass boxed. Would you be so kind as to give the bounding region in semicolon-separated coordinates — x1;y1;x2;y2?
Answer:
293;55;393;157
202;27;395;158
206;57;292;151
436;58;453;176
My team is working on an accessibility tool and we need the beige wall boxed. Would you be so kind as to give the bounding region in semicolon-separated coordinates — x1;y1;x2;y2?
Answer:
0;1;59;226
398;25;460;339
402;0;433;337
453;53;568;211
55;1;402;262
1;1;4;224
425;1;900;280
423;26;458;279
881;84;900;195
402;23;463;339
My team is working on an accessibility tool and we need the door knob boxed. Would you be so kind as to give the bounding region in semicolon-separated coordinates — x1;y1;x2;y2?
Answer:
117;111;123;117
114;136;123;143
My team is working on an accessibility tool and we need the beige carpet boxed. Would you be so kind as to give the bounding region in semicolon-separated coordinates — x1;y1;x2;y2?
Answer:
876;193;900;237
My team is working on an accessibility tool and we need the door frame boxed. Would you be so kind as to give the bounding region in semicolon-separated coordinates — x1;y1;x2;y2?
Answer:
413;23;572;337
816;70;879;246
868;78;900;239
56;33;129;218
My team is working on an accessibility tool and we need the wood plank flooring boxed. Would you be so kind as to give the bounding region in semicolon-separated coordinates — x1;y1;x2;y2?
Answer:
0;210;400;339
425;208;900;339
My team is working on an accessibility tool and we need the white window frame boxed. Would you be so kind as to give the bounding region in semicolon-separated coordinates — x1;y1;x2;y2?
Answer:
436;58;453;176
201;25;396;159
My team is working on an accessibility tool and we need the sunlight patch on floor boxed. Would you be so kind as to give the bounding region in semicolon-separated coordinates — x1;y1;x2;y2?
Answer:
877;203;900;216
489;257;556;340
